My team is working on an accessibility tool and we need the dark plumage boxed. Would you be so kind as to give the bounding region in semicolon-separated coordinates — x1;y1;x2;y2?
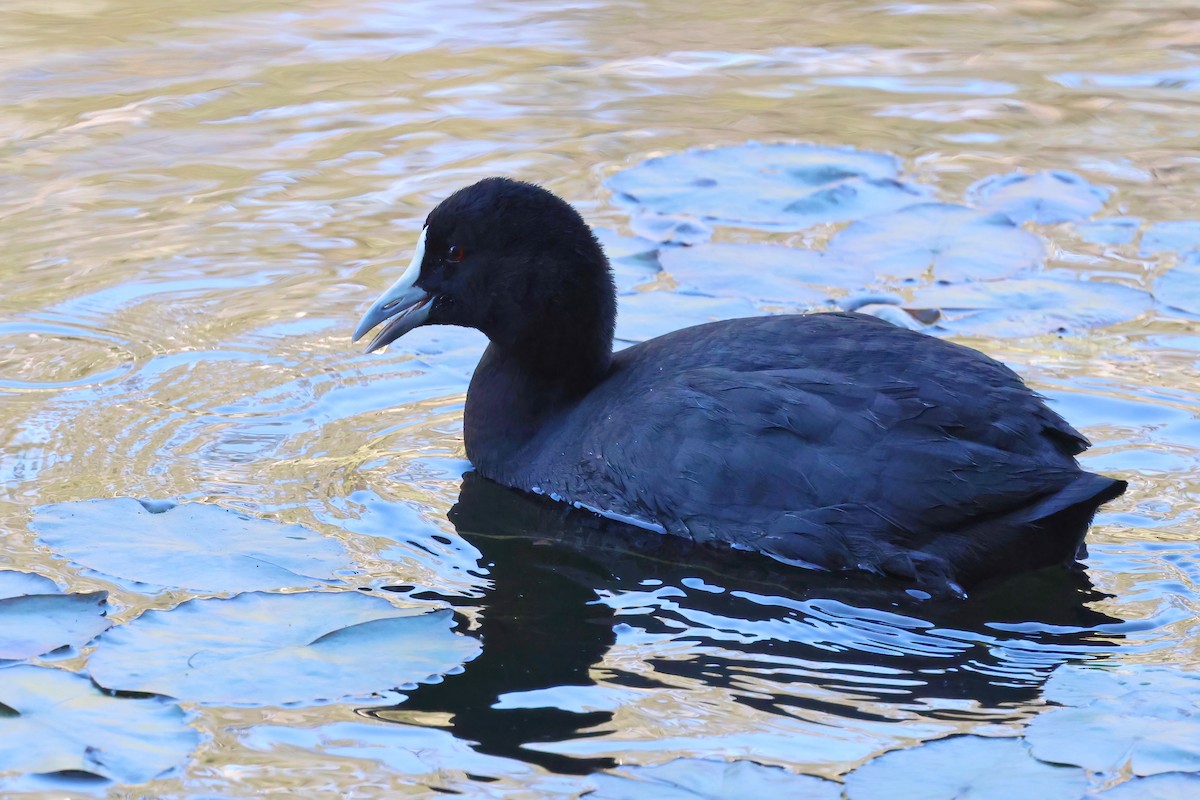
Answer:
353;177;1126;596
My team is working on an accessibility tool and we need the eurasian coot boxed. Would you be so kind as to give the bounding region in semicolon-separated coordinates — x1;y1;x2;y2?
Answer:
353;177;1126;596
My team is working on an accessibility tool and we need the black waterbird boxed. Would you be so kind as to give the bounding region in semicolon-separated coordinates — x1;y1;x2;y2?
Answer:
353;178;1126;597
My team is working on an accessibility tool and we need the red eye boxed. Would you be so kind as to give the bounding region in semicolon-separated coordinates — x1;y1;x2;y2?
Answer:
448;244;466;262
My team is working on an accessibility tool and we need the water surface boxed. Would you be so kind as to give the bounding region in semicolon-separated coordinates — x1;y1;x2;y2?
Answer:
2;0;1199;796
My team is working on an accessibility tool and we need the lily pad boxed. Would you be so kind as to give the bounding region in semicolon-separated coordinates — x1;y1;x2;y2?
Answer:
855;304;933;331
843;736;1087;800
86;591;481;705
1155;250;1200;315
594;228;660;268
31;498;354;594
1025;665;1200;777
615;291;764;343
1093;773;1200;799
607;143;933;229
966;170;1109;224
658;243;864;306
595;226;662;261
1139;220;1200;256
594;228;661;293
0;665;197;784
905;276;1152;336
240;721;537;783
588;758;840;799
825;204;1043;281
0;571;60;599
630;214;713;246
0;571;110;660
1075;217;1140;246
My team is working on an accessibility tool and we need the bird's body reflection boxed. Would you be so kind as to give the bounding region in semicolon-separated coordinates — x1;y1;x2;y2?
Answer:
369;473;1121;773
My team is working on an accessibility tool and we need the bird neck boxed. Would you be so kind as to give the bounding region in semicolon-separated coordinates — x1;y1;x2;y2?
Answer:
463;331;612;478
463;242;617;474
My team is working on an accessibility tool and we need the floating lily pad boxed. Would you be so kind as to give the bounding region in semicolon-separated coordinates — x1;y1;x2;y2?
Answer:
825;204;1043;281
839;293;939;327
615;291;764;343
607;143;932;229
630;214;713;246
240;721;536;782
1026;665;1200;777
594;228;660;268
86;591;481;705
854;304;931;331
1075;217;1140;246
844;736;1087;800
0;571;110;660
594;227;661;293
0;571;60;599
0;665;197;784
1093;773;1200;799
1155;250;1200;315
905;276;1152;336
588;758;840;800
1140;221;1200;256
966;171;1109;224
658;243;852;306
31;498;353;594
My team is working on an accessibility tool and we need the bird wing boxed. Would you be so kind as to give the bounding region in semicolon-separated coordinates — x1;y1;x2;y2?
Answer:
573;359;1086;584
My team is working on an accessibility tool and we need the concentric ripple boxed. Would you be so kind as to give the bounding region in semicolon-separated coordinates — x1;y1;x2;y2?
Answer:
0;318;145;393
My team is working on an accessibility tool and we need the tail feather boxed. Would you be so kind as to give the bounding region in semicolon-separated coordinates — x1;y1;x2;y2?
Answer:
951;471;1127;590
1009;472;1128;527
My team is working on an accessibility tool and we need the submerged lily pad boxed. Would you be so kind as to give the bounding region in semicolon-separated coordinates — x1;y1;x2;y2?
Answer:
31;498;353;594
1026;665;1200;777
658;243;851;306
967;170;1109;224
607;143;932;229
0;665;197;784
0;571;110;660
588;758;840;799
843;736;1087;800
86;591;481;705
825;204;1043;281
906;276;1152;336
1155;250;1200;315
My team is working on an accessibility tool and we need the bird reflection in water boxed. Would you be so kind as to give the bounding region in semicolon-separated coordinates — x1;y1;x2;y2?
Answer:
363;473;1122;774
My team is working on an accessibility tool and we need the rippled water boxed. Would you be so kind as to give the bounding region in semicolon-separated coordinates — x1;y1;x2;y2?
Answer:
3;0;1199;796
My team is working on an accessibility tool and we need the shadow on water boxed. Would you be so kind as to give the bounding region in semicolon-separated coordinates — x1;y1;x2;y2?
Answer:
367;472;1123;774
